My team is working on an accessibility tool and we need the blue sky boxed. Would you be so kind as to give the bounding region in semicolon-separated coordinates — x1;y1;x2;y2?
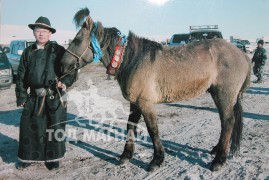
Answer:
1;0;269;44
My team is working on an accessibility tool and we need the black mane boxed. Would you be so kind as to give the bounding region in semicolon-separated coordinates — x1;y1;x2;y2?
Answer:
73;7;90;29
98;27;120;67
126;31;163;63
117;32;163;94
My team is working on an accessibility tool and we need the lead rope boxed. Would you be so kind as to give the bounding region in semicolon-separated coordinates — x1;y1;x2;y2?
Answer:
55;77;66;108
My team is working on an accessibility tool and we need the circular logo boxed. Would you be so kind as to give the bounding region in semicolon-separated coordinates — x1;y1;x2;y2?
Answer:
112;61;118;68
116;50;121;55
114;56;120;62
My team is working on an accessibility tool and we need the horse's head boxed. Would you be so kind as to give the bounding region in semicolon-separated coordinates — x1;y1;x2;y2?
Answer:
61;8;103;76
61;7;124;81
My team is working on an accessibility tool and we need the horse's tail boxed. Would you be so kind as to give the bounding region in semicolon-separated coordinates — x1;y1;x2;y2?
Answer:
230;58;251;156
230;93;243;156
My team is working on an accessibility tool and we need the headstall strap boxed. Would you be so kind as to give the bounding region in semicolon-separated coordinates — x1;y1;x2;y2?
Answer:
106;36;127;76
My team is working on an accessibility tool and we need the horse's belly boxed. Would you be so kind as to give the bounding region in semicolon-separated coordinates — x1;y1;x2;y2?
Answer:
158;77;212;103
160;87;207;102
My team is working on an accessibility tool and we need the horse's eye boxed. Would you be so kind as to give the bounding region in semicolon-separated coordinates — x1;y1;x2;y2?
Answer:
73;35;83;45
73;38;81;45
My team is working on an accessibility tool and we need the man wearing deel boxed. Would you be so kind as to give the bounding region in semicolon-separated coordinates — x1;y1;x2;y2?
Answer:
15;16;69;170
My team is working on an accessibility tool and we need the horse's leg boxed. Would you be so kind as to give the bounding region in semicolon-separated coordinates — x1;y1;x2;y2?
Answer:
119;103;142;164
138;100;164;172
209;87;237;171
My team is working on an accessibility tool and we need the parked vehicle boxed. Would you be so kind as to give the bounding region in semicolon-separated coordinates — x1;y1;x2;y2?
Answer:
231;39;247;53
0;45;13;90
232;41;246;53
241;40;255;53
160;41;169;46
169;33;189;46
246;44;256;53
189;25;223;42
6;39;36;77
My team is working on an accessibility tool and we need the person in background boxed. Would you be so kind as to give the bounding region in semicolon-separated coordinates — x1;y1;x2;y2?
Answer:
15;16;67;170
252;39;267;83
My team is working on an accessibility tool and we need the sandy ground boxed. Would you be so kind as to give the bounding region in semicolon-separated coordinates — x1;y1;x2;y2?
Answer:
0;51;269;180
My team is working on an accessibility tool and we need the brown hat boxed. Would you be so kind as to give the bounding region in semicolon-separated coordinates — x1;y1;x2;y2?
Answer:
28;16;56;34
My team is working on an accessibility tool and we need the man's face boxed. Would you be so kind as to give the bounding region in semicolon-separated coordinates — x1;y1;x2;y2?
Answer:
258;43;263;48
33;27;52;45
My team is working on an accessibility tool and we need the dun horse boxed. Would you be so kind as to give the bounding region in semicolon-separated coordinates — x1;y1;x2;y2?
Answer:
60;8;251;171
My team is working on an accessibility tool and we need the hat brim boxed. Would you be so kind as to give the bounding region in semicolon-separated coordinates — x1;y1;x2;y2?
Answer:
28;23;56;34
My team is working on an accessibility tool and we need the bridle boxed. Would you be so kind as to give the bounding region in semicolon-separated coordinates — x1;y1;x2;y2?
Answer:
58;43;93;81
59;28;120;80
66;44;93;69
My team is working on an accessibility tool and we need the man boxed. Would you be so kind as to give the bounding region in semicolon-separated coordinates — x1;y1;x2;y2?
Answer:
15;16;68;170
252;39;267;83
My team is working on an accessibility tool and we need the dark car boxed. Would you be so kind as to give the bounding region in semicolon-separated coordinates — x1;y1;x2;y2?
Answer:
231;39;247;53
0;45;13;89
232;41;246;53
189;25;223;42
169;33;189;46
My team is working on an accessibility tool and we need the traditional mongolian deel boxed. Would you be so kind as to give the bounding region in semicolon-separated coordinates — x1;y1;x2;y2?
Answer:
16;41;66;162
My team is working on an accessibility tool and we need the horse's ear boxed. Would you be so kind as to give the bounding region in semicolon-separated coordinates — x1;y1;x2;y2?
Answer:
85;16;94;31
96;22;104;40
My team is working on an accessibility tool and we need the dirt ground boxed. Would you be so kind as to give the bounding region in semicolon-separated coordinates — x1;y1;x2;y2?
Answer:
0;51;269;180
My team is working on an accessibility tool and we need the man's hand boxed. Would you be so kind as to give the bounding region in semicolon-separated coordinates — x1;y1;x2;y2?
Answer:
20;102;26;107
57;81;66;91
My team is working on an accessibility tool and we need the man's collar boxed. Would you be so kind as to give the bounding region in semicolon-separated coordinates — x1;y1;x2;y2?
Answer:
35;41;51;50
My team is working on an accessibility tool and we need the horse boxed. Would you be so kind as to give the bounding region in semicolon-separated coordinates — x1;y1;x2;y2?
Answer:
60;8;251;172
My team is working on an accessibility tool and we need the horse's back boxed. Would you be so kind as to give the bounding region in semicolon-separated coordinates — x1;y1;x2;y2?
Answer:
126;39;250;103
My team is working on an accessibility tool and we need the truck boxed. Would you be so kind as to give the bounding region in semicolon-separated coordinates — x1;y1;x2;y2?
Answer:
0;45;13;89
5;39;36;77
189;25;223;42
169;33;189;47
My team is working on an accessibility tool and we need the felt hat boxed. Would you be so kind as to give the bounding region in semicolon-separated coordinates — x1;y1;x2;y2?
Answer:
28;16;56;34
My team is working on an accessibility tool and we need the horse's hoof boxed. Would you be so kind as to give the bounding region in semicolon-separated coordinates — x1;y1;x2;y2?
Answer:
147;163;160;172
210;162;224;171
118;157;130;165
210;150;216;155
210;146;218;155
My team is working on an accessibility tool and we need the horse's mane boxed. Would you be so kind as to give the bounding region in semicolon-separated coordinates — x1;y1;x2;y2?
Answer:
73;7;90;29
115;32;163;90
126;31;163;63
95;25;163;66
98;27;120;66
